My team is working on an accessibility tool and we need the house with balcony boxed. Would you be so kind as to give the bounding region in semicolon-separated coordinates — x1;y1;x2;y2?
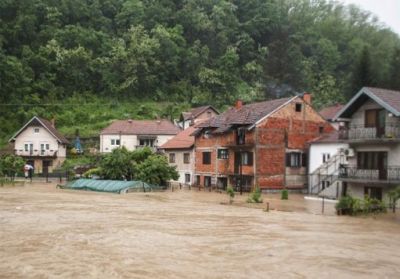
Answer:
160;126;196;186
178;106;219;130
9;116;69;174
333;87;400;201
192;94;334;192
100;119;181;153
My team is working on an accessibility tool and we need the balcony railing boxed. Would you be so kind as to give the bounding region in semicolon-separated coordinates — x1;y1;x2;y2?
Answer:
339;166;400;182
135;145;158;151
15;150;58;157
338;124;400;140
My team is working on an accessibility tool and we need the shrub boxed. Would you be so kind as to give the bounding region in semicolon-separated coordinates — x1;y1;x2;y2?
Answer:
281;189;288;200
226;186;235;204
335;196;355;215
83;168;102;178
247;186;263;203
335;195;387;215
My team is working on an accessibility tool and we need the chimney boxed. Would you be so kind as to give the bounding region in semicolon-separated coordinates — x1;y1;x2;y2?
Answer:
235;100;243;110
51;117;56;127
303;92;312;104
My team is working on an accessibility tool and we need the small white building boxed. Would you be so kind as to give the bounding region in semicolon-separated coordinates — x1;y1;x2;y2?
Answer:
178;106;219;130
100;119;181;153
9;116;69;174
160;126;196;186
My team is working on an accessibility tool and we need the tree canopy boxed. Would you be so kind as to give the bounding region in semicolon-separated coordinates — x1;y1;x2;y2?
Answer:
1;0;400;145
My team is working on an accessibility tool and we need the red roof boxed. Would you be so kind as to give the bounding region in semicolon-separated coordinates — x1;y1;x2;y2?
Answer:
319;104;344;120
309;131;341;144
160;126;196;149
100;119;181;135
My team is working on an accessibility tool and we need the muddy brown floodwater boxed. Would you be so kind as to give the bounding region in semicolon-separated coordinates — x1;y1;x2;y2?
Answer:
0;183;399;279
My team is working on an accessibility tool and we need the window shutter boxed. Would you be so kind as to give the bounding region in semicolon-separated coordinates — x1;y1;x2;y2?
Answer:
286;153;291;167
302;153;307;167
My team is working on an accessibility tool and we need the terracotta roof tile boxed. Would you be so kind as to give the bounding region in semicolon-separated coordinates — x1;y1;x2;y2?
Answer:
319;104;344;120
101;119;181;135
160;126;196;149
366;87;400;113
309;131;341;144
181;105;219;121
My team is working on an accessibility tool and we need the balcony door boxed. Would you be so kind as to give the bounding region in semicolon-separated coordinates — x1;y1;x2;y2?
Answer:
365;109;386;137
357;151;387;180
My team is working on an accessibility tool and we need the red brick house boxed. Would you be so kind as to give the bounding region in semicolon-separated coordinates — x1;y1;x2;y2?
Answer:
192;94;334;191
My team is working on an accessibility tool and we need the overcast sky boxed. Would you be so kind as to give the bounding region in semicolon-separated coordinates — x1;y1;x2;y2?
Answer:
340;0;400;35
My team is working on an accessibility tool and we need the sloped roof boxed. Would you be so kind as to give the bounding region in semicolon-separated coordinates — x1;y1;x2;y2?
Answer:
334;87;400;119
100;119;181;135
181;105;219;121
308;131;341;144
160;126;196;149
319;104;344;121
195;97;294;133
9;116;69;144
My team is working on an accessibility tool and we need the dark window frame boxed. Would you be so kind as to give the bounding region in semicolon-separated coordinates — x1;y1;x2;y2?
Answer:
295;103;302;112
217;149;229;159
202;152;211;164
169;153;175;163
183;153;190;164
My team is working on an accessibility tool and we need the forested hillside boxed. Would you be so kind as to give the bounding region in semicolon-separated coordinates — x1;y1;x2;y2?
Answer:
1;0;400;146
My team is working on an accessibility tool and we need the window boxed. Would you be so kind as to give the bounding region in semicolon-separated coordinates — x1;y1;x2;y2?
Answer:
204;176;211;187
322;180;330;190
286;152;303;168
365;109;378;127
183;153;190;164
357;152;387;169
241;152;253;166
185;174;191;183
195;175;200;186
111;139;120;146
34;128;40;133
207;111;212;118
295;103;302;112
319;126;324;134
364;187;382;201
139;138;155;147
24;144;29;152
202;152;211;164
169;153;175;163
236;128;246;145
322;153;331;163
217;149;229;159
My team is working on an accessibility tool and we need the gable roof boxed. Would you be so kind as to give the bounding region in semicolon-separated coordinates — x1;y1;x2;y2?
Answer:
195;96;296;134
160;126;196;149
9;116;69;144
100;119;181;135
334;87;400;120
319;104;344;121
181;105;219;121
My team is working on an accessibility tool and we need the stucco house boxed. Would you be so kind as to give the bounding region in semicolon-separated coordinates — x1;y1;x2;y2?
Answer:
9;116;69;174
160;126;196;186
100;119;181;153
178;106;219;130
192;94;334;192
332;87;400;202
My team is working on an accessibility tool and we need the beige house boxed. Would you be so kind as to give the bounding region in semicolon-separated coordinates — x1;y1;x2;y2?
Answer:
178;106;219;129
160;126;196;185
9;116;69;174
333;87;400;203
100;119;181;153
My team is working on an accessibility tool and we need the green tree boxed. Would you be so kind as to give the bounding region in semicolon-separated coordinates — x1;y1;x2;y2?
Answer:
136;154;178;185
99;147;135;180
351;46;375;97
389;48;400;90
0;155;25;179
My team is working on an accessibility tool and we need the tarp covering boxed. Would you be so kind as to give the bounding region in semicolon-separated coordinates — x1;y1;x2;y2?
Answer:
59;179;152;193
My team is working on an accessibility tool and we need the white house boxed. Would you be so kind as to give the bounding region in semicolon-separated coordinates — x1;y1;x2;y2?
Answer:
160;126;196;186
178;106;219;130
100;119;181;153
9;116;69;174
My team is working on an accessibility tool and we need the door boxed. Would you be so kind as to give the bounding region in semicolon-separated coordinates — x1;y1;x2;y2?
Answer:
377;110;386;137
217;177;227;190
378;152;387;180
234;152;241;174
42;160;51;175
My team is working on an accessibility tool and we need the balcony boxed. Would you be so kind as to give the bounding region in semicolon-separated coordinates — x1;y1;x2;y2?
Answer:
15;150;58;158
338;124;400;142
339;166;400;184
135;145;158;152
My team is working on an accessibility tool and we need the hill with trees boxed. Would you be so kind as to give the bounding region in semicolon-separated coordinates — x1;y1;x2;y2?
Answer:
1;0;400;147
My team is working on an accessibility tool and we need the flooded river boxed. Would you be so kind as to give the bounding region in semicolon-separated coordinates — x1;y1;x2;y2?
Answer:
0;183;399;279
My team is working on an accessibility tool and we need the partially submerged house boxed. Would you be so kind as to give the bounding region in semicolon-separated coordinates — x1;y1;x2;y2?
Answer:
160;126;196;186
178;106;219;130
9;116;69;174
100;119;181;153
332;87;400;202
192;94;334;191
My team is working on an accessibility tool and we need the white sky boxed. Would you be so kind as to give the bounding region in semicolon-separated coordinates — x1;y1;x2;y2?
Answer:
341;0;400;35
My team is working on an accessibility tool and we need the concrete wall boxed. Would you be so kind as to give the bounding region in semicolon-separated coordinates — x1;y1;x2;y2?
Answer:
309;143;349;174
164;148;195;184
349;99;400;127
100;134;175;153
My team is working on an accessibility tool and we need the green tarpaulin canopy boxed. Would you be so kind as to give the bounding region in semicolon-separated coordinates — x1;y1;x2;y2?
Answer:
59;179;153;194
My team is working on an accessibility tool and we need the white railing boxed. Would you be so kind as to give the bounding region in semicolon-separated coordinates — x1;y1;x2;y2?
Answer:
15;150;57;157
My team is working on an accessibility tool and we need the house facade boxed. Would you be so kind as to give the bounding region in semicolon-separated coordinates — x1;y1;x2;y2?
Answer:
319;104;344;130
178;106;219;130
160;126;196;185
9;116;69;174
193;94;334;192
333;87;400;202
100;119;181;153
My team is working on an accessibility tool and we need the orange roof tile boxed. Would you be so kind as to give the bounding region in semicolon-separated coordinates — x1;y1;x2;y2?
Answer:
160;126;196;149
